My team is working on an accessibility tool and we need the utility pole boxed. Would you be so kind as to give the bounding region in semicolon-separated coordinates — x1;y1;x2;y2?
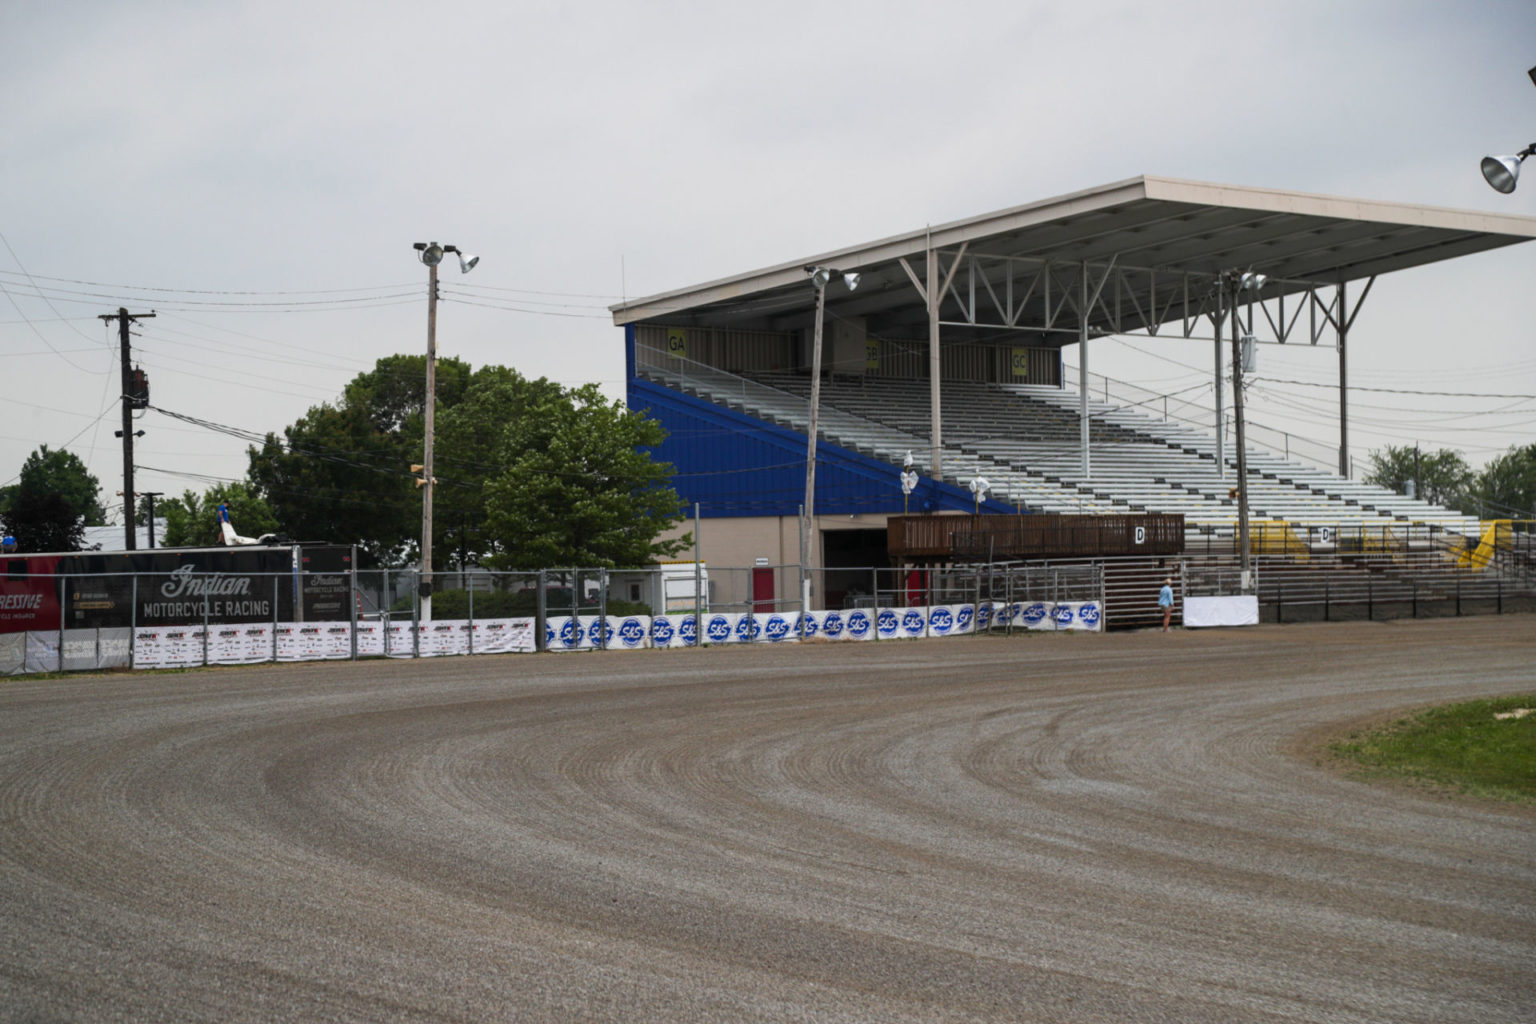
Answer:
100;307;155;550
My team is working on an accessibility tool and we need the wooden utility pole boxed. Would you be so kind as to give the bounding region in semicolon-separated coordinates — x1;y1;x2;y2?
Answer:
99;307;155;550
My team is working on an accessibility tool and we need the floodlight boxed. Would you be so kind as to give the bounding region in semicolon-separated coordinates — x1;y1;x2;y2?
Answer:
417;242;445;266
807;266;831;289
842;272;860;291
1239;272;1268;291
1481;151;1529;194
457;252;480;274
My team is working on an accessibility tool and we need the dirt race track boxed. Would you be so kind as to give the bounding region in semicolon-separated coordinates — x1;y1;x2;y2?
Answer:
1;617;1533;1024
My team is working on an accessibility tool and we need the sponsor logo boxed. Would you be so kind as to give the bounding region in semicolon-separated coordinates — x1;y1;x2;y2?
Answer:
160;565;251;599
617;617;647;648
762;615;792;641
558;618;584;649
1078;602;1101;627
973;604;989;629
801;613;821;639
876;609;899;637
1022;602;1048;625
705;615;732;643
589;619;613;648
651;616;675;646
1052;604;1075;626
929;607;954;635
957;605;975;631
545;622;557;647
0;593;43;610
679;616;698;646
901;609;926;637
846;610;871;638
734;615;760;641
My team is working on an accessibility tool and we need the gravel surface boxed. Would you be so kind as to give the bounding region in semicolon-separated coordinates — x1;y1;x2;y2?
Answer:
1;617;1533;1023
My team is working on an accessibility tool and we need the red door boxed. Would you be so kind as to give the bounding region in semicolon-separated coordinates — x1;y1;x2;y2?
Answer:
752;566;775;613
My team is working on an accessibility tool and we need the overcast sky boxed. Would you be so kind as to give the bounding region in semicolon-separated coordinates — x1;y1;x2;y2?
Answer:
4;0;1535;525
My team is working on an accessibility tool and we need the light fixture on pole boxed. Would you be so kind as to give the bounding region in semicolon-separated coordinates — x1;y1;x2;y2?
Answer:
800;264;860;614
1222;268;1267;593
1480;66;1536;193
900;450;918;515
412;240;479;622
1481;145;1536;193
968;476;990;515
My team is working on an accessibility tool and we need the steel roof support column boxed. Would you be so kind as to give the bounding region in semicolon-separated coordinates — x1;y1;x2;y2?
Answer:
1337;279;1349;479
928;245;943;481
1214;297;1225;480
1079;264;1091;479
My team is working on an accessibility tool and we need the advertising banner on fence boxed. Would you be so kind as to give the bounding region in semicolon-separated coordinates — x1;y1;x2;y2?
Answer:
471;618;537;654
648;613;696;648
133;627;208;669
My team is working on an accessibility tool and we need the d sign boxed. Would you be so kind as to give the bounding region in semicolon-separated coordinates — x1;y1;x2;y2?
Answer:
1134;525;1146;545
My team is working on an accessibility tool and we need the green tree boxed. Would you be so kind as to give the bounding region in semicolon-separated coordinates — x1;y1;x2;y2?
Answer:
1472;443;1536;519
482;382;688;570
0;445;106;552
159;481;279;547
246;355;472;565
1362;445;1475;511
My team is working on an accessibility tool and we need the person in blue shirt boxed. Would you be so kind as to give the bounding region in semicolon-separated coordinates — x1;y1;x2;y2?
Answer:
1158;577;1174;632
217;502;231;524
1;534;15;553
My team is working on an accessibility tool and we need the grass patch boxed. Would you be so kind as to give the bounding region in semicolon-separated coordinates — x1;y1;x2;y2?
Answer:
1329;694;1536;804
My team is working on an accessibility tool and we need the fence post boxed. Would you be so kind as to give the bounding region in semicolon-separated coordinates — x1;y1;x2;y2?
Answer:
536;570;548;652
1276;579;1283;624
468;578;475;656
1324;577;1330;622
202;575;210;667
57;575;65;673
349;562;358;661
1412;580;1418;619
272;576;279;663
1367;575;1372;622
412;570;420;658
130;575;138;669
1455;574;1461;617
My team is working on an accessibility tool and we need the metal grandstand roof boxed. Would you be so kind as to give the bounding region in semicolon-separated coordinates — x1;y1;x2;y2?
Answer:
611;175;1536;344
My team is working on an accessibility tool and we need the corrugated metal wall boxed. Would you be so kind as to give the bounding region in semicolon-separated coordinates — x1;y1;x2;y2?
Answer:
637;324;1060;386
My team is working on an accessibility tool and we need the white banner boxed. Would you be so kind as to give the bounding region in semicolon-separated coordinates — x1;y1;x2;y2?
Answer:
385;622;416;657
208;624;273;665
1182;595;1259;628
470;618;537;654
132;627;207;669
648;613;697;648
800;608;876;641
1;632;23;675
1050;601;1104;632
354;621;385;657
753;611;800;643
698;612;740;645
25;630;61;673
61;628;99;672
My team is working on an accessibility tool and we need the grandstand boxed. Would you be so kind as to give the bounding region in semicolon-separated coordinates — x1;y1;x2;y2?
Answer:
613;176;1536;610
640;359;1479;540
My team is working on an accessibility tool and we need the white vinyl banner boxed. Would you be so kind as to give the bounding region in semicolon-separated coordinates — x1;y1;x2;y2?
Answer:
61;628;99;672
471;618;537;654
1182;595;1259;628
25;631;61;673
354;622;385;657
1;632;24;675
648;613;697;648
800;608;876;641
208;624;273;665
132;627;207;669
754;612;800;643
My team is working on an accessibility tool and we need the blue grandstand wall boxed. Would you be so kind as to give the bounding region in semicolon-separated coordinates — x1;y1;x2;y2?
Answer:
628;376;1017;519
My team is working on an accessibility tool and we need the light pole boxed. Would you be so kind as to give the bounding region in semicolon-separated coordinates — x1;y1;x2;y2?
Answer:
1222;269;1266;593
412;241;479;621
800;265;860;613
